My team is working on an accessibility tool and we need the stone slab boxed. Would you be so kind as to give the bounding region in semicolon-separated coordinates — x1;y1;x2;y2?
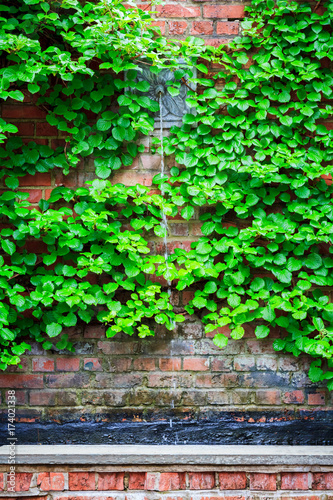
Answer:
0;445;332;465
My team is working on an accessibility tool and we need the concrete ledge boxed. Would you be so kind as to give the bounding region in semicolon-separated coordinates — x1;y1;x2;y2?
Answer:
0;445;332;465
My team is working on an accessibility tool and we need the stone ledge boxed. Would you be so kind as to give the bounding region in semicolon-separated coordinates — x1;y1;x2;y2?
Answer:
0;445;332;465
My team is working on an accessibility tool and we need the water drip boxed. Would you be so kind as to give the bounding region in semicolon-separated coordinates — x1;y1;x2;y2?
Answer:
158;94;173;304
159;95;177;434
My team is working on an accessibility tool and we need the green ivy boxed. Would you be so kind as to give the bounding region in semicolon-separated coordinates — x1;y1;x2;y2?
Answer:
0;0;333;390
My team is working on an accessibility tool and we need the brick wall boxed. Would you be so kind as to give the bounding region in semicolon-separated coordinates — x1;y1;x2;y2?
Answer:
1;466;333;499
1;0;332;432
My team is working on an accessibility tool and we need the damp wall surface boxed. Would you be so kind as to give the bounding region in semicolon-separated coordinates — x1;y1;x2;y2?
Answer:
0;0;333;445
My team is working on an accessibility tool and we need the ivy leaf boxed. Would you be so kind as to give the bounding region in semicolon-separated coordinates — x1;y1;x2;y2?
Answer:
1;240;15;255
213;333;228;348
255;325;270;338
46;323;62;337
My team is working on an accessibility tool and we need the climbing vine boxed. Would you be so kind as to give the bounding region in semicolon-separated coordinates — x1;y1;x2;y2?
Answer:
0;0;333;389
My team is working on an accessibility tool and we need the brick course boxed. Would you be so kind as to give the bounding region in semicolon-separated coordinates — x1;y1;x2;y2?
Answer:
0;469;332;497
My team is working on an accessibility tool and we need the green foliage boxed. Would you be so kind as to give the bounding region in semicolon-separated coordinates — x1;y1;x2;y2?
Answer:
162;0;333;389
1;0;333;390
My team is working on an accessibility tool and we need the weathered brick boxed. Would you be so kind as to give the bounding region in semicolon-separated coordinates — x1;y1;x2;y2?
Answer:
14;473;33;491
169;21;188;35
256;390;281;405
216;21;240;35
38;472;65;491
234;356;255;371
151;21;166;35
249;473;277;491
211;357;232;372
159;358;181;371
159;472;186;491
219;472;247;489
98;472;124;490
56;391;79;406
6;390;27;405
189;472;215;489
191;21;214;35
256;356;277;371
281;473;309;490
312;472;333;489
32;358;55;372
183;357;210;371
45;373;90;388
128;472;146;490
283;390;304;404
207;390;229;405
20;173;51;186
308;391;326;405
22;189;42;203
203;5;245;19
56;358;80;372
30;390;56;406
2;105;46;119
133;358;156;371
83;358;103;371
69;472;95;491
36;122;58;136
156;5;200;18
0;374;43;388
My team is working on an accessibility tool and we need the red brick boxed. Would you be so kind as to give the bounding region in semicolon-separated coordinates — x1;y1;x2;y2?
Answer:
30;390;56;406
133;358;156;370
19;173;52;186
0;474;3;491
14;473;33;491
2;105;46;119
38;472;65;491
203;5;245;18
191;21;214;35
98;472;124;491
84;325;105;338
313;472;333;489
308;391;326;405
36;122;58;136
281;473;309;490
128;472;146;489
205;38;230;47
109;358;132;372
56;358;80;371
219;472;247;489
32;358;54;372
156;5;200;18
189;472;215;489
159;473;186;491
283;390;304;404
216;21;239;34
182;291;195;305
0;374;43;388
46;373;88;388
234;356;255;371
249;473;277;491
159;358;181;371
84;358;103;371
15;122;35;136
145;472;159;490
183;357;210;371
22;189;42;203
69;472;95;491
151;20;166;35
256;390;281;405
111;171;153;186
6;390;27;405
169;21;188;35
